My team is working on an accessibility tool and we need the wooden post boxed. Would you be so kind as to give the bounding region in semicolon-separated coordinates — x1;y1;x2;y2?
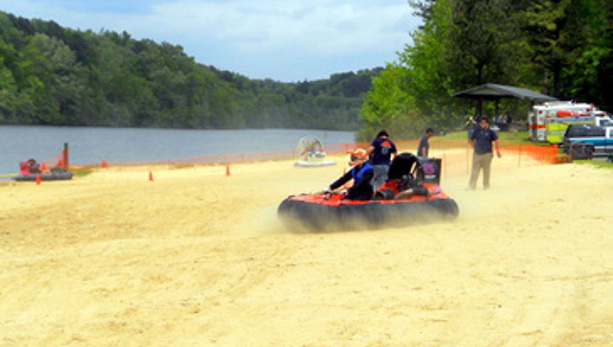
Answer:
63;143;69;168
443;153;447;182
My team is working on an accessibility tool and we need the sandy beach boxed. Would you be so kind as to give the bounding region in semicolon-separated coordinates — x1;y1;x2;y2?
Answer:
1;145;612;347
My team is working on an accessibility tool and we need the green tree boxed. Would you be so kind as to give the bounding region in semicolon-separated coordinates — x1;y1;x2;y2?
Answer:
359;63;418;140
448;0;520;86
0;55;18;121
558;0;611;108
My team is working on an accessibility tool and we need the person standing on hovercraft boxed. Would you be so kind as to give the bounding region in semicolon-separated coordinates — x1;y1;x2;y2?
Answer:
366;130;397;190
325;148;374;201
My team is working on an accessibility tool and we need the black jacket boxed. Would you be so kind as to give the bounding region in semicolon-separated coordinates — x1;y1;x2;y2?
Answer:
330;163;374;200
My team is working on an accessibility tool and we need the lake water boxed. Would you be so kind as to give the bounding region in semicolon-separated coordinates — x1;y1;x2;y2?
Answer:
0;126;355;175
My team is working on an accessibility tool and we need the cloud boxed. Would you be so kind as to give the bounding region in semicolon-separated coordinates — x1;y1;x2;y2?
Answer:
0;0;421;81
149;1;413;53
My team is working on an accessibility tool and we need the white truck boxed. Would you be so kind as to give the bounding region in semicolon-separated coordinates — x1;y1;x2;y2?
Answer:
528;101;606;144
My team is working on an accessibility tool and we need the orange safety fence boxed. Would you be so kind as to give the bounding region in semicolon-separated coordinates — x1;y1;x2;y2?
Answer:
89;142;367;168
504;144;561;164
44;148;68;169
392;139;562;180
85;139;563;180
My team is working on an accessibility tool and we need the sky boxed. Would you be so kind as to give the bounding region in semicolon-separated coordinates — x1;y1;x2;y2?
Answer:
0;0;422;82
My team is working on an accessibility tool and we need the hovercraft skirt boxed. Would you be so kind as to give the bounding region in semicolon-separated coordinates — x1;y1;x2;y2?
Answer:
13;172;74;181
278;197;459;231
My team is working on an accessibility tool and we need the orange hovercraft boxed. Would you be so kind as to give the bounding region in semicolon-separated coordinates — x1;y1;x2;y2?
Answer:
278;152;459;231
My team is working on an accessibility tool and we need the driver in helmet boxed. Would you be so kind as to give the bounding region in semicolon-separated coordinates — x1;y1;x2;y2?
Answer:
324;148;374;200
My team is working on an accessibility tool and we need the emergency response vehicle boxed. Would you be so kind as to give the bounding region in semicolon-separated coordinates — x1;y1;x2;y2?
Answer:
528;101;603;144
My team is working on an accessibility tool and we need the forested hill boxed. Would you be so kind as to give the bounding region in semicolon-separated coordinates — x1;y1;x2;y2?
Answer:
0;12;380;130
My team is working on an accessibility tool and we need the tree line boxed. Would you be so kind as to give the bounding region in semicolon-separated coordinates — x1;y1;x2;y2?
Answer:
358;0;612;141
0;11;380;131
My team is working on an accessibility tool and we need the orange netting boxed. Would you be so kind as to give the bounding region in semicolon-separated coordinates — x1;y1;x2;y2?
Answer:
42;149;68;171
392;139;564;180
88;139;564;181
93;143;367;167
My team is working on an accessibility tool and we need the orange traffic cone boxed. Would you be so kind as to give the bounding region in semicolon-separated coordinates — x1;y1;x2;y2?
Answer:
149;171;154;181
225;165;231;177
36;174;41;185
